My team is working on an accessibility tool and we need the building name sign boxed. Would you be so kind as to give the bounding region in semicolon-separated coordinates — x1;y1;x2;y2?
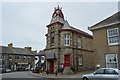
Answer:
18;63;28;65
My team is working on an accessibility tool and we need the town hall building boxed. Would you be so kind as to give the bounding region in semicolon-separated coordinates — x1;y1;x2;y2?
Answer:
43;5;94;74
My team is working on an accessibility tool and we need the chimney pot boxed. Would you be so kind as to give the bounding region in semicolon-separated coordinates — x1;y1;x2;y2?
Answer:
25;47;32;51
8;43;13;47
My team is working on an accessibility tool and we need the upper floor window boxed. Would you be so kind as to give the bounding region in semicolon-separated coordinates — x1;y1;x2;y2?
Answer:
15;56;20;60
2;55;5;60
107;28;119;45
78;37;82;48
50;32;55;45
28;56;31;60
9;55;12;60
64;34;70;46
23;56;26;59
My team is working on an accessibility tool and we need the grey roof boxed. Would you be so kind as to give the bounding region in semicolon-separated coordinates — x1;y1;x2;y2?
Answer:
70;26;92;37
60;20;92;38
62;20;71;29
12;47;34;55
37;51;45;56
45;51;56;60
0;46;34;55
0;46;13;54
89;11;120;30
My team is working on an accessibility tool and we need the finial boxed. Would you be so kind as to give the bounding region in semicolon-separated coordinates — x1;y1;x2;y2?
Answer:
57;5;60;9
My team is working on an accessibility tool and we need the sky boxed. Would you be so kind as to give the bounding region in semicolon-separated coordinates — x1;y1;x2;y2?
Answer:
1;0;119;52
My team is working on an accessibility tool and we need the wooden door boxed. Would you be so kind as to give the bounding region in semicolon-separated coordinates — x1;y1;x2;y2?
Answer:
50;60;54;73
64;55;70;67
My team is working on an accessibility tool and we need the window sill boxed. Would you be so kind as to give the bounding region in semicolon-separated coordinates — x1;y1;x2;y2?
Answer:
108;43;120;46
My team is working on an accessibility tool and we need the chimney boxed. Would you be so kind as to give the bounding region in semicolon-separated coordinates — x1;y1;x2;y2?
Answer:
8;43;13;48
25;47;32;51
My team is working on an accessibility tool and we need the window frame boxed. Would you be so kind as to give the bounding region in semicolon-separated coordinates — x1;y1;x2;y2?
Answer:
78;56;83;66
78;37;82;48
106;54;118;68
64;34;70;46
107;28;119;45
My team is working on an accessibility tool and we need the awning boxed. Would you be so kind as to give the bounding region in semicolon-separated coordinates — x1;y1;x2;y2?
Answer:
45;52;56;60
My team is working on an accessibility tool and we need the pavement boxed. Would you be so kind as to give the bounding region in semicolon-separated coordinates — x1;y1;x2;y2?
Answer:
28;70;94;78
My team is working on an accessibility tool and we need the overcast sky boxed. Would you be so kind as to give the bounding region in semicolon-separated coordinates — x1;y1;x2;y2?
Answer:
1;0;119;52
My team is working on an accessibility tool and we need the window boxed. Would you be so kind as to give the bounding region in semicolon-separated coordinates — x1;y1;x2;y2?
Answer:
15;56;20;60
78;37;82;48
23;56;26;59
9;55;12;60
78;56;82;66
64;34;70;46
2;56;5;60
104;69;118;75
28;57;31;60
106;54;118;68
107;28;119;45
95;69;104;74
50;32;55;45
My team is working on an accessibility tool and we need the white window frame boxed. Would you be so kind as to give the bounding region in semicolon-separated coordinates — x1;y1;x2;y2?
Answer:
64;34;70;46
106;54;118;68
78;37;82;48
2;56;5;60
107;28;119;45
23;56;26;59
78;57;82;66
9;55;12;60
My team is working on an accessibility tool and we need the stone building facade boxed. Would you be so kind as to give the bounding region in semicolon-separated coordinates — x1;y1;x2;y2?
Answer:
45;5;94;73
89;11;120;69
0;43;35;71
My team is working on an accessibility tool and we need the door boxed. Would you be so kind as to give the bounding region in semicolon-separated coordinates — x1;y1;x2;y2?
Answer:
64;55;70;67
50;60;54;73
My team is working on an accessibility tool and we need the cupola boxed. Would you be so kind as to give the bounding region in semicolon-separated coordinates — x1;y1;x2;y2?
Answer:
50;5;65;24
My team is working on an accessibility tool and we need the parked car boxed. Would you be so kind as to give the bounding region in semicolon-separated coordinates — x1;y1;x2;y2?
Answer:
82;68;120;80
2;68;11;73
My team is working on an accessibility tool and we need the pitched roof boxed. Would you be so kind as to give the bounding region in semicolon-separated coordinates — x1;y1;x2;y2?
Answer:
0;46;34;55
12;47;34;55
89;11;120;30
37;50;45;56
0;46;13;54
60;20;93;38
62;20;71;29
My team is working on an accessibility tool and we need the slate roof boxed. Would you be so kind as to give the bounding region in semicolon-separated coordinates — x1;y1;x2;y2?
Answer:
0;46;13;54
89;11;120;30
61;20;93;38
37;51;45;56
0;46;34;55
45;51;56;60
12;47;34;55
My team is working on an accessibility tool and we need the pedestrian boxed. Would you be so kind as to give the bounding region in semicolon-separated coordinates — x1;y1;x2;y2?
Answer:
55;70;58;76
46;69;49;75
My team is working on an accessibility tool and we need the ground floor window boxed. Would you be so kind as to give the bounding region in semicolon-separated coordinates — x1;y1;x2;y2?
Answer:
106;54;118;68
78;56;83;66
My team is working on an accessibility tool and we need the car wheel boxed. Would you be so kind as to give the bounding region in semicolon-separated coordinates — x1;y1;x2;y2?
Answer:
83;77;88;80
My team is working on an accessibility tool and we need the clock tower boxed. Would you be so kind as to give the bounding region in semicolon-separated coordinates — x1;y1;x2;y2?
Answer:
45;5;65;73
